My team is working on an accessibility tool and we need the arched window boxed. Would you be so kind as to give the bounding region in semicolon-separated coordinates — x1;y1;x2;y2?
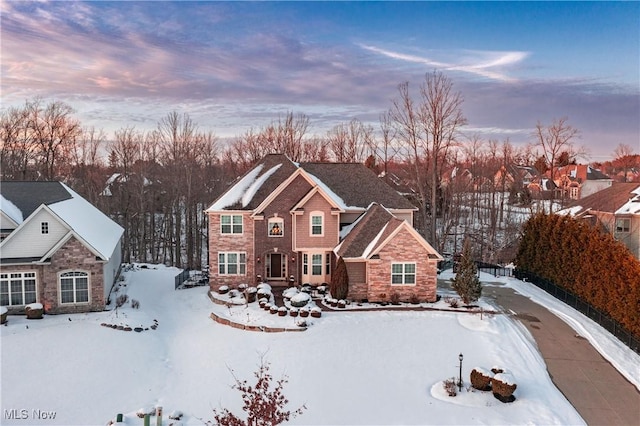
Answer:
59;271;89;304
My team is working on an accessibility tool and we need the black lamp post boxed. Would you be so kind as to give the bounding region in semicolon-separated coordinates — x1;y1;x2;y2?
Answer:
458;353;464;391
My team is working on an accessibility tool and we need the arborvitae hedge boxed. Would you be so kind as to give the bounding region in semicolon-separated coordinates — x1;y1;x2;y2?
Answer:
330;257;349;300
516;213;640;338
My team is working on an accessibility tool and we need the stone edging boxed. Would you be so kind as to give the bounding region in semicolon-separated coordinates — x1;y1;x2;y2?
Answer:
209;312;306;333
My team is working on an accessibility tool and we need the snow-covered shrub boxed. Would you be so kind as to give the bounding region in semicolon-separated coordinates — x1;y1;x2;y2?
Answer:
238;283;248;291
310;307;322;318
278;306;288;316
169;410;183;420
246;287;258;303
228;289;240;298
289;307;299;317
257;288;272;300
218;285;229;295
290;292;311;308
136;407;155;418
337;300;346;308
257;283;272;292
443;378;457;396
282;287;299;300
299;307;310;318
25;303;43;319
470;367;493;391
492;373;517;402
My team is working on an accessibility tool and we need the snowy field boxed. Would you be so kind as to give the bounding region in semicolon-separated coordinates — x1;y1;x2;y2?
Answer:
1;264;637;425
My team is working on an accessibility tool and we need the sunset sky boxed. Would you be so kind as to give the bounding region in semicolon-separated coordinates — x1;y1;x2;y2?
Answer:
2;1;638;161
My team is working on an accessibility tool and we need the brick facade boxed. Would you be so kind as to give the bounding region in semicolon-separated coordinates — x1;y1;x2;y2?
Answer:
208;212;255;288
366;227;438;303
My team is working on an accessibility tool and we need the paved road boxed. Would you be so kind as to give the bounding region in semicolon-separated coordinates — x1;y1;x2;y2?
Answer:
483;284;640;426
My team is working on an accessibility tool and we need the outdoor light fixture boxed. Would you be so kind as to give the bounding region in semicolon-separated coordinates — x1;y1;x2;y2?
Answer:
257;257;261;263
458;353;464;391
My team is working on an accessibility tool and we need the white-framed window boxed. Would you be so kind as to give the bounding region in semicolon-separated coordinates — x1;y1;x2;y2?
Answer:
310;212;323;236
615;218;631;233
221;214;243;234
325;253;331;275
41;222;49;234
391;263;416;285
0;272;37;306
218;252;246;275
59;271;89;304
311;254;323;275
268;217;284;237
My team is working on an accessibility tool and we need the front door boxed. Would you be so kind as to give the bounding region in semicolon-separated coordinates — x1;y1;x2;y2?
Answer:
267;253;284;280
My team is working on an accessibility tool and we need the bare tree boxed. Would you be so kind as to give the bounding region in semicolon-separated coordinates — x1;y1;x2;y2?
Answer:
533;117;580;182
613;143;636;182
326;118;372;163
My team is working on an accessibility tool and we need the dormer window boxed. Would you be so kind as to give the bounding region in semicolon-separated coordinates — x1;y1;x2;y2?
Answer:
268;217;284;237
41;222;49;234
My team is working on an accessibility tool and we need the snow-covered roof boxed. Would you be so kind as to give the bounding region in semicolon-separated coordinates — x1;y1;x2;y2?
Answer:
1;194;24;225
615;186;640;215
241;164;282;208
557;206;584;216
305;171;358;211
207;164;265;211
48;183;124;260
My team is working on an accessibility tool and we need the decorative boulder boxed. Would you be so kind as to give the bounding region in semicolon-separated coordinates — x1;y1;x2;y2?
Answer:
470;367;493;391
25;303;44;320
290;292;311;308
492;373;517;403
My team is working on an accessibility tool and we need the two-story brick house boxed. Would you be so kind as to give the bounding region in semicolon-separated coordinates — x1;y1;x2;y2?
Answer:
206;154;442;302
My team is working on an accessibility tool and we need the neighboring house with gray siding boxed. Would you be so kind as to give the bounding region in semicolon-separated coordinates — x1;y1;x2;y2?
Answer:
0;181;123;314
205;154;442;303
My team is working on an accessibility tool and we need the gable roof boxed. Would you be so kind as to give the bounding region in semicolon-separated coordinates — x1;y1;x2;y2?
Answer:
555;164;611;183
206;154;298;211
335;203;441;260
335;204;400;259
0;181;123;260
300;162;416;210
558;183;640;216
207;155;417;213
1;181;72;219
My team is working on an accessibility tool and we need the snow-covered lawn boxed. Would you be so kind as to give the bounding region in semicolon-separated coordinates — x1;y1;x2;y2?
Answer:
2;264;634;425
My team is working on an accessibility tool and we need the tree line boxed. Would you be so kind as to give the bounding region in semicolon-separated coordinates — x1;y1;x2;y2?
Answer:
516;213;640;338
2;72;637;268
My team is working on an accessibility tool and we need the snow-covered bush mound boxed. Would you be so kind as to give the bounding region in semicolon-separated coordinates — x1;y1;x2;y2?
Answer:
290;292;311;307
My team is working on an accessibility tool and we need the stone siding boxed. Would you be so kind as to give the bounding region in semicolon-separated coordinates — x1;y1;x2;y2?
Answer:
43;236;105;314
366;227;438;303
208;212;255;288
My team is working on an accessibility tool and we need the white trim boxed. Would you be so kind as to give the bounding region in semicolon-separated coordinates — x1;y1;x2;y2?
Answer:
58;269;91;305
220;214;244;235
390;262;417;286
0;270;38;306
310;211;324;237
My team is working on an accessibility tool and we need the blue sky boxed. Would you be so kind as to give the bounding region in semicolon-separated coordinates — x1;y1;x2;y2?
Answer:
2;1;638;161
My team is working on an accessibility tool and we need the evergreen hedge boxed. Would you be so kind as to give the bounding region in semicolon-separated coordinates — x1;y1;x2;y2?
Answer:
515;213;640;338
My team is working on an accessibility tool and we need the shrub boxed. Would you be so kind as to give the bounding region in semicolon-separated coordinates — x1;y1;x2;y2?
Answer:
390;292;401;305
330;257;349;300
131;299;140;309
443;378;457;396
409;293;420;304
290;292;311;308
116;294;129;308
470;368;493;391
210;358;306;426
444;296;459;308
451;238;482;305
492;373;517;403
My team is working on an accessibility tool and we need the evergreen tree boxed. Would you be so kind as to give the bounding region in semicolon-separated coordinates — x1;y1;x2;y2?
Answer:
452;238;482;305
330;257;349;300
